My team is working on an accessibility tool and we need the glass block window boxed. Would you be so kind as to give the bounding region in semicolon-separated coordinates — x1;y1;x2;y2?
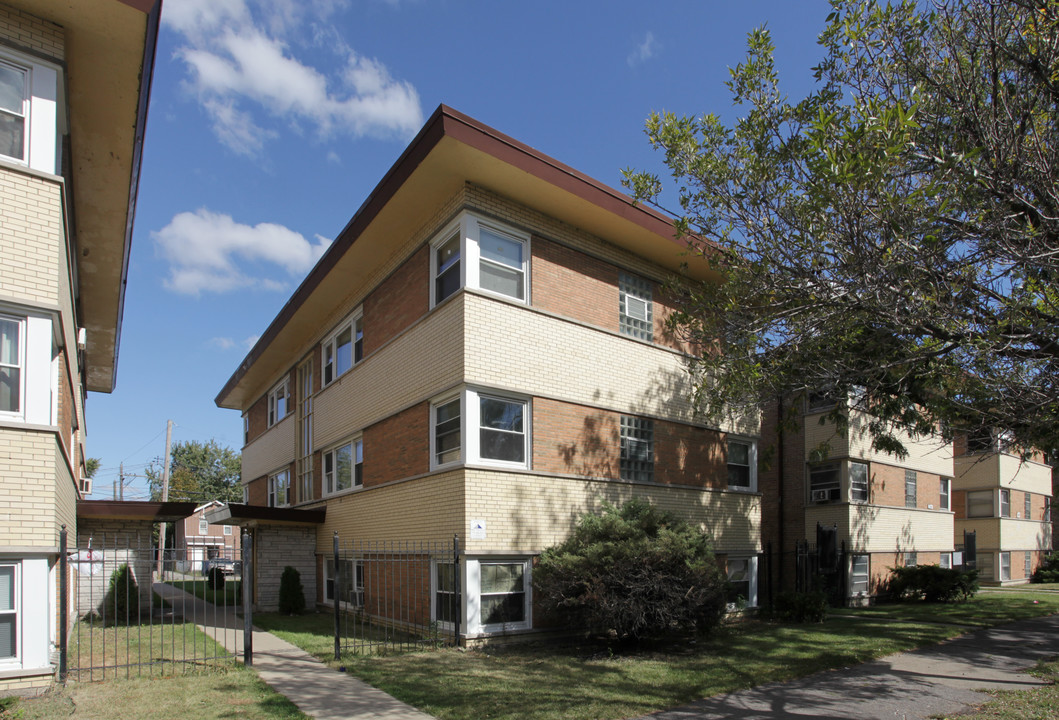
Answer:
1025;493;1032;519
620;416;653;482
619;273;653;341
1026;551;1032;578
904;469;917;508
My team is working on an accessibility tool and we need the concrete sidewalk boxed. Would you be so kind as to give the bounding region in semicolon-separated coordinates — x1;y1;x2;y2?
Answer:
638;612;1059;720
153;582;433;720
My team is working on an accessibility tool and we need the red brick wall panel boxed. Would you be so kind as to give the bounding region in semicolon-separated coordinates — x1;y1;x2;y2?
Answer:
363;245;430;355
363;402;429;486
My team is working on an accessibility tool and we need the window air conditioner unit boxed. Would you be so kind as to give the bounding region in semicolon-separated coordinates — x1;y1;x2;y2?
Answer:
811;489;831;503
79;477;92;495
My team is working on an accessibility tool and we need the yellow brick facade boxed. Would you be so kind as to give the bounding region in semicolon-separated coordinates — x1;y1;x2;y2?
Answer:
805;409;953;477
0;172;63;308
0;3;64;62
0;428;63;548
805;504;954;555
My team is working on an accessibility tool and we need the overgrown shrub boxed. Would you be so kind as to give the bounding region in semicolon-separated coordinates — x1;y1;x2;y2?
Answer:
278;566;305;615
207;566;226;590
764;591;828;623
1031;551;1059;583
532;498;727;642
887;564;978;602
103;563;140;624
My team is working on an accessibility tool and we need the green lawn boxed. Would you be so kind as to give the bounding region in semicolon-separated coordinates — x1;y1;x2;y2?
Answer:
169;579;242;606
829;590;1059;627
937;658;1059;720
4;666;309;720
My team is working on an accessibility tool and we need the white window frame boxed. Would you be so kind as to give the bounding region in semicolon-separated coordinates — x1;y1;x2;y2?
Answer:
0;314;24;419
940;552;952;569
430;388;531;471
0;562;18;665
726;437;757;492
1000;551;1011;581
431;393;463;469
939;477;951;511
198;518;208;535
0;49;59;174
618;272;653;341
321;310;363;387
725;556;758;609
467;558;532;634
267;378;289;428
324;558;364;609
429;213;530;308
904;552;918;567
849;461;869;503
323;435;363;496
223;525;233;536
850;554;870;596
999;488;1010;518
268;469;290;508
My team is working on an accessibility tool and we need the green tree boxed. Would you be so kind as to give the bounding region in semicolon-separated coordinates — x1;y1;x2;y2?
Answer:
533;499;727;642
624;0;1059;455
84;457;100;478
147;439;241;503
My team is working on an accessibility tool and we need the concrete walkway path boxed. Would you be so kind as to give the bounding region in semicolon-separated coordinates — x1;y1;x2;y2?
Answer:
638;612;1059;720
153;582;434;720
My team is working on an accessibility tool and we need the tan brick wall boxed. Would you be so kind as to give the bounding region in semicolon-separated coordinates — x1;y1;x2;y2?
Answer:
54;439;75;534
363;402;429;486
241;412;296;484
463;469;760;554
0;172;62;306
0;3;64;61
0;672;54;698
363;244;430;355
806;503;953;554
0;427;60;547
998;455;1052;495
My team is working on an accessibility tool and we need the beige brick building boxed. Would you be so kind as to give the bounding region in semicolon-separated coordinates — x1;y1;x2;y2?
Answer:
217;107;763;640
0;0;158;692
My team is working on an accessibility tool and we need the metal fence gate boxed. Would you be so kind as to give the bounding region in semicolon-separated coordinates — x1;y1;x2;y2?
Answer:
60;528;253;681
328;533;460;657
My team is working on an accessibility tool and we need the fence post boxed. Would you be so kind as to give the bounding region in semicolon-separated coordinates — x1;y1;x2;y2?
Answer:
766;541;773;612
59;525;68;682
333;532;340;661
242;531;253;666
452;534;460;647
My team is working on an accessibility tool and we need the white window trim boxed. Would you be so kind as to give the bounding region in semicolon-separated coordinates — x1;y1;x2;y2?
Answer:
324;558;364;609
430;392;463;470
429;213;530;309
268;469;290;508
999;551;1011;581
321;309;363;387
848;461;869;503
0;314;24;420
430;388;532;471
267;378;289;428
999;488;1011;518
850;554;870;596
0;48;59;174
726;437;757;492
0;310;54;425
725;556;758;609
0;562;19;667
223;525;233;536
322;435;364;497
939;477;951;511
198;518;208;535
465;557;533;634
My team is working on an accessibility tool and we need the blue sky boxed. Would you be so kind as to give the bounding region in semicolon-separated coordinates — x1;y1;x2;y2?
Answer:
87;0;832;500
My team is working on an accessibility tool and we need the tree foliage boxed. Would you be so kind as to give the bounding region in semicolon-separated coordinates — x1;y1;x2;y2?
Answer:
532;499;727;642
278;566;306;615
147;439;242;503
624;0;1059;454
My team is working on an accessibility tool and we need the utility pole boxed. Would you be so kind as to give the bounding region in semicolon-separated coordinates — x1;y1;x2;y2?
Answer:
119;462;124;502
155;420;173;576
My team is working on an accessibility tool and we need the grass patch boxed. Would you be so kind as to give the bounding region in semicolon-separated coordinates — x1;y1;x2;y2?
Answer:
829;590;1059;628
4;666;309;720
67;618;234;681
989;583;1059;592
936;657;1059;719
169;579;242;606
254;610;442;656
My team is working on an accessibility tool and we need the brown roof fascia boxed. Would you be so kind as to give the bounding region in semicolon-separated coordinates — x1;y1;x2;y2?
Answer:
77;500;198;522
204;503;326;526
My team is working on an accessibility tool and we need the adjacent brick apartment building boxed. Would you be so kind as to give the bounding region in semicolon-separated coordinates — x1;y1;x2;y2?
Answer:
0;0;158;693
216;106;763;639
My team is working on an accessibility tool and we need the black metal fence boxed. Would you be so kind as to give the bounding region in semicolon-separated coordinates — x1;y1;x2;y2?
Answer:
59;527;253;681
328;533;460;657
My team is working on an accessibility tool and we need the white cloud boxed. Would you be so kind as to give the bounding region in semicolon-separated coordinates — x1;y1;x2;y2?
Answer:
209;335;261;351
627;32;657;67
164;0;422;155
153;209;331;296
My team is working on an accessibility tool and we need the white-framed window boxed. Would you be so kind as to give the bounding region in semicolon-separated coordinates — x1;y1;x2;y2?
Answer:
0;50;59;174
809;463;840;503
242;414;249;445
1000;551;1011;581
432;395;462;468
850;554;870;595
0;315;23;416
968;490;994;518
433;561;458;626
223;525;233;536
268;469;290;507
324;559;364;608
849;461;869;503
725;556;758;608
619;272;653;341
430;213;530;307
267;378;289;427
476;393;527;466
478;561;529;630
940;552;952;569
1000;488;1010;518
1025;493;1032;520
198;518;208;535
940;477;951;511
727;438;757;491
323;436;363;495
322;311;362;386
904;470;917;508
243;484;249;503
0;563;17;663
904;552;917;567
0;60;28;163
620;415;653;483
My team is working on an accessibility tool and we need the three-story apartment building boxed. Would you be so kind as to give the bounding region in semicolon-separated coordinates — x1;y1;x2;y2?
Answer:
0;0;158;692
216;106;763;639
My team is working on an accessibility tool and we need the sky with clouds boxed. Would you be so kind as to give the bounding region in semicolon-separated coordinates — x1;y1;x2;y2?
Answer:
89;0;831;499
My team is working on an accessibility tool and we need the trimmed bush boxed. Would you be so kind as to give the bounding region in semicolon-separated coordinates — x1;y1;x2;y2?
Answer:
1031;551;1059;583
765;591;828;623
533;499;727;642
207;566;226;590
887;564;978;602
278;566;306;615
103;563;140;624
